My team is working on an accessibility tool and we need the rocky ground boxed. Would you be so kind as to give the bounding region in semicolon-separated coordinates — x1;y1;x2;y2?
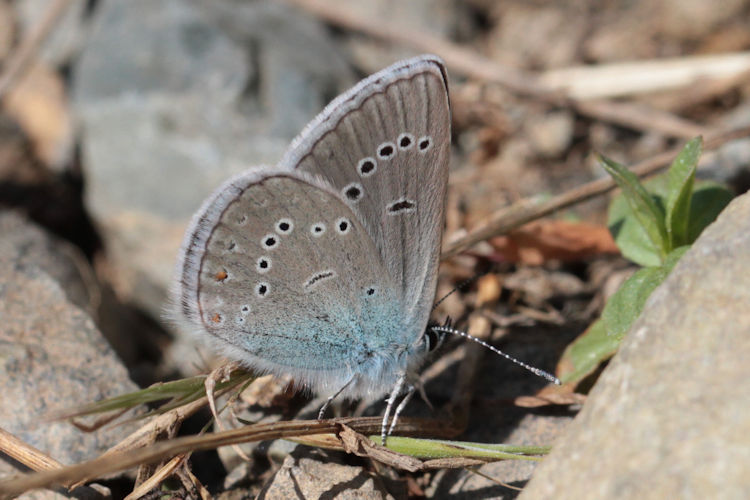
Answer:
1;0;749;498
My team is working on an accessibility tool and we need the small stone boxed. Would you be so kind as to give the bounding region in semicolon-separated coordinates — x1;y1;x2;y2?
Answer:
0;213;141;476
0;211;95;314
259;447;403;499
524;111;575;159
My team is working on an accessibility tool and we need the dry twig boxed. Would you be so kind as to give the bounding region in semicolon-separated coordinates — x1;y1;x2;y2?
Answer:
442;125;750;258
0;417;452;497
283;0;708;139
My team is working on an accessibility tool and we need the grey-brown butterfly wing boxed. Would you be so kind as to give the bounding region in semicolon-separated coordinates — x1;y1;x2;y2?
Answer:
174;168;407;397
279;55;451;336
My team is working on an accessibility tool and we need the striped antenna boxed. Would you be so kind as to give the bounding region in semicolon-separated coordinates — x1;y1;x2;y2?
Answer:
431;325;561;385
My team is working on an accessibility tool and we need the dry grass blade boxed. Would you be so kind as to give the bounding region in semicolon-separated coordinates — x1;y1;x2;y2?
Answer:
442;125;750;258
0;428;64;476
68;394;223;490
124;454;188;500
0;417;448;497
338;425;424;472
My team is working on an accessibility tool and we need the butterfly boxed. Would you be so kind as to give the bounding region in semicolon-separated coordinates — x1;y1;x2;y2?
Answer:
173;55;450;440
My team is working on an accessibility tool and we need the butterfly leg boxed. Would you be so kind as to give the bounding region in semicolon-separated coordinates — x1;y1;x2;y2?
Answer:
318;373;357;420
387;385;417;436
381;373;406;445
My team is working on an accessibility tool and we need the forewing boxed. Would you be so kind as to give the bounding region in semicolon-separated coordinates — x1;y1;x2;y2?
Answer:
280;55;451;330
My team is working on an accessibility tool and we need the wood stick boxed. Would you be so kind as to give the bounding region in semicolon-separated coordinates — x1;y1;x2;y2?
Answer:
442;126;750;258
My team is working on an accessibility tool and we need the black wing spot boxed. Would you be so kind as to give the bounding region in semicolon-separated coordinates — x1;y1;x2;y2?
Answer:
398;133;414;150
305;270;336;289
275;218;293;234
261;234;278;249
256;282;269;297
377;142;396;160
418;136;432;152
256;256;271;273
336;217;351;234
387;199;416;215
358;157;377;176
343;183;363;202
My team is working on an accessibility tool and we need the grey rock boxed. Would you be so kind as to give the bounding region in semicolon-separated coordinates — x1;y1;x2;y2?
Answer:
0;213;141;476
520;191;750;499
266;438;301;467
72;0;248;100
0;211;97;315
72;0;354;320
204;1;356;138
257;447;404;499
16;0;89;66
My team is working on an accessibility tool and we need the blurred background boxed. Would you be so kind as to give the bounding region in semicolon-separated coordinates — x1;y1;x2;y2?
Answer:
1;0;749;498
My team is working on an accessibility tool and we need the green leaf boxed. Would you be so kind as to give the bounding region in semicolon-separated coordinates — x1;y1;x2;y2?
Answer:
665;137;702;248
687;182;734;241
609;195;662;267
608;174;669;267
609;174;732;266
598;153;669;261
602;246;687;341
558;320;620;385
558;246;689;385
